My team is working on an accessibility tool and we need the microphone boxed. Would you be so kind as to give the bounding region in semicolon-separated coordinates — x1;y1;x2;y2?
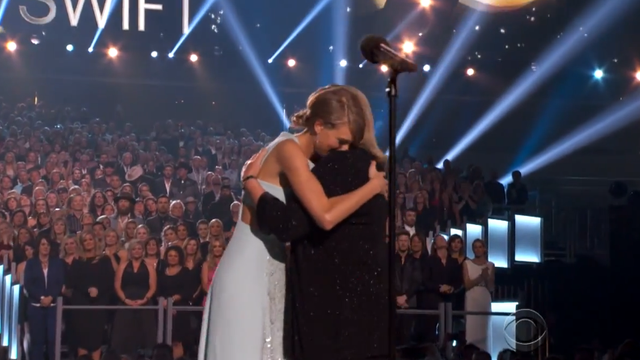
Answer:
360;35;418;74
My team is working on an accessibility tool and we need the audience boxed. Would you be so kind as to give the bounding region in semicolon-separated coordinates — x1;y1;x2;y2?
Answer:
0;97;567;360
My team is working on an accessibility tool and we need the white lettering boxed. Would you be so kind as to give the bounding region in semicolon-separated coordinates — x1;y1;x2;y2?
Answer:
138;0;162;32
91;0;113;28
182;0;189;34
19;0;56;25
64;0;85;27
122;0;129;30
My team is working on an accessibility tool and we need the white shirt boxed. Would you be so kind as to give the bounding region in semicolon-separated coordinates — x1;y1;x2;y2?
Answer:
404;224;416;237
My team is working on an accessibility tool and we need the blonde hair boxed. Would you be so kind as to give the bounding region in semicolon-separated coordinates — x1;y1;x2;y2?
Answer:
291;85;386;164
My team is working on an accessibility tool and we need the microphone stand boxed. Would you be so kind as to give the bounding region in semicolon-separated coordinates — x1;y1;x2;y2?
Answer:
386;69;398;360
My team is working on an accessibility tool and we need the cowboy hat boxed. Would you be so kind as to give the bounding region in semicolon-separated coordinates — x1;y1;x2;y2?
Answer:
125;165;144;182
114;191;135;204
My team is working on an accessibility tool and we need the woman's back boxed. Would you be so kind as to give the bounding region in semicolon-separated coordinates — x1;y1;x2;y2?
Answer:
200;132;311;360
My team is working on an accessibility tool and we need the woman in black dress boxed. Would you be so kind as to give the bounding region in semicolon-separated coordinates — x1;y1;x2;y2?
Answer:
157;245;193;359
112;239;157;356
68;231;114;360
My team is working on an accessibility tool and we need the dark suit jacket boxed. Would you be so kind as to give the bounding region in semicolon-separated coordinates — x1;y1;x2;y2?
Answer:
145;214;179;236
255;148;389;360
24;257;65;305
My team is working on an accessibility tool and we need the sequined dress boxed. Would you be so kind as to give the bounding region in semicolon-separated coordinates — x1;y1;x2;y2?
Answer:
256;148;390;360
198;132;311;360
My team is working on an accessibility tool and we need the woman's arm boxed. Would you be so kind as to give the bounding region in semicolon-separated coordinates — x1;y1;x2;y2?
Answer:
487;263;495;292
114;262;127;302
144;261;157;302
462;261;486;290
200;263;209;292
275;141;384;230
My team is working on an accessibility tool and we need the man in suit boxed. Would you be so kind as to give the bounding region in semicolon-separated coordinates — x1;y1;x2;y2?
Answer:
145;195;179;236
154;164;175;198
24;238;65;360
108;191;143;237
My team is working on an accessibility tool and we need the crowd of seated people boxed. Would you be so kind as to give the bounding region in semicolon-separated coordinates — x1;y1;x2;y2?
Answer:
0;97;616;360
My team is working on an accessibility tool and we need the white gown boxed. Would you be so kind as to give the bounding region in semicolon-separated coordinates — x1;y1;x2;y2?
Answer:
198;132;311;360
464;260;494;351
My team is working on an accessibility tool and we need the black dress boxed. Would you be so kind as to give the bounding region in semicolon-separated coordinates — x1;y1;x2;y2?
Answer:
68;256;114;352
256;148;389;360
111;260;157;355
157;267;193;343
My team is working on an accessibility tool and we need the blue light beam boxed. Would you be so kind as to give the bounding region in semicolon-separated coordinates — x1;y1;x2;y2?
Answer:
395;10;485;148
268;0;331;64
439;0;637;166
499;90;640;183
88;0;121;52
332;0;350;84
221;0;287;127
170;0;218;56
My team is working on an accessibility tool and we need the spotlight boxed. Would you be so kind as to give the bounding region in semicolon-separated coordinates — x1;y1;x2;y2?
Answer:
190;54;198;62
287;58;296;67
151;51;158;58
267;59;273;64
466;67;475;76
30;35;40;45
419;0;431;6
636;71;640;81
402;41;414;54
423;64;431;72
88;47;94;53
359;63;364;68
381;64;389;73
108;47;118;58
66;44;74;52
339;59;347;67
594;69;604;79
168;53;174;58
6;41;16;52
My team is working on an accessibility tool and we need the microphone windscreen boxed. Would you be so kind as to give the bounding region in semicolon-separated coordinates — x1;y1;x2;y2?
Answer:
360;35;390;64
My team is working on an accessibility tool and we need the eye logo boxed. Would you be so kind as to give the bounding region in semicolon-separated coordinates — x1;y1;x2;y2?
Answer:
503;309;547;352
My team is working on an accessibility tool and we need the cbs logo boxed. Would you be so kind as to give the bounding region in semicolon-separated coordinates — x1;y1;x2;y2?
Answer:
503;309;547;352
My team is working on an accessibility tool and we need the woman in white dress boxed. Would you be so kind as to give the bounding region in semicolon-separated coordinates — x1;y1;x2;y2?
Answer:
199;85;387;360
463;239;495;351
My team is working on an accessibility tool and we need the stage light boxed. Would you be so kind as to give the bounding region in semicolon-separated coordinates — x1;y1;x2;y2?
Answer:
267;59;273;64
287;58;296;67
66;44;74;52
636;71;640;81
168;53;174;58
420;0;431;6
423;64;431;72
30;36;40;45
151;51;158;58
190;54;198;62
467;67;475;76
88;47;94;53
359;63;364;68
6;41;16;52
339;59;347;67
108;47;118;58
594;69;603;79
381;64;389;72
402;41;415;54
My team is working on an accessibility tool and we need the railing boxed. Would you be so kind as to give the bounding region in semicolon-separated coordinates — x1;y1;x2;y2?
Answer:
0;290;546;360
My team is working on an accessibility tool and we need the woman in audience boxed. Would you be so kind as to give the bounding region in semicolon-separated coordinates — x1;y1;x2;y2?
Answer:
158;245;193;358
201;240;224;305
463;239;495;351
68;231;115;360
103;228;126;270
24;237;65;360
135;224;150;241
112;239;157;356
144;237;162;270
16;241;35;356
